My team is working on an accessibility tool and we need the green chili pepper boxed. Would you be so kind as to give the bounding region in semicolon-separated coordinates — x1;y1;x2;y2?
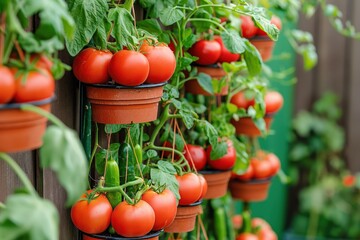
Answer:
104;157;121;208
119;143;136;198
214;207;227;240
134;144;143;163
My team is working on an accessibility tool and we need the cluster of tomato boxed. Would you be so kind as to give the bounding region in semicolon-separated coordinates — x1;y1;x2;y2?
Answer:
240;15;282;39
233;216;278;240
0;55;54;104
72;41;176;87
71;174;207;239
183;139;237;171
232;151;280;181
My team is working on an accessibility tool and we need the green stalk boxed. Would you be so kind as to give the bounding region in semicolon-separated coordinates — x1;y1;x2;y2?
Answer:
20;104;66;129
0;153;37;197
148;104;171;146
87;123;99;189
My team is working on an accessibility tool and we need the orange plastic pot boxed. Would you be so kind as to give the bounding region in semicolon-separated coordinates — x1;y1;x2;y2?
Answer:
185;64;228;96
0;97;53;153
164;201;202;233
200;170;232;199
250;37;275;62
229;178;271;202
231;116;273;137
81;230;162;239
86;82;165;124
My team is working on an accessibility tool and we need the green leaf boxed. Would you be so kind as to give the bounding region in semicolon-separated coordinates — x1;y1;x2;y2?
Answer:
210;141;228;160
95;143;120;175
159;7;184;26
252;15;279;41
146;149;158;158
201;120;219;147
0;194;59;240
150;168;180;200
137;19;162;35
244;40;263;76
66;0;108;56
197;73;214;95
157;160;177;174
40;126;88;206
108;7;137;48
93;17;111;50
230;136;249;174
105;124;123;134
221;30;246;54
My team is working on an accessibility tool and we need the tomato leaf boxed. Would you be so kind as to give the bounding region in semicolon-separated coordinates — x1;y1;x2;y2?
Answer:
252;15;279;41
244;40;263;76
95;143;120;175
66;0;108;56
159;7;184;26
197;73;214;95
157;160;177;175
200;120;219;147
150;168;180;200
230;136;249;174
221;30;246;54
108;7;137;48
40;125;88;206
0;193;59;240
146;150;158;159
105;124;123;134
93;17;112;50
210;141;228;160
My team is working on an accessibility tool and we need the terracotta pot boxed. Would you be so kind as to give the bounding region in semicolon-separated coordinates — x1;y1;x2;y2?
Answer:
81;229;162;239
0;97;53;153
164;201;202;233
229;178;271;202
200;170;232;199
250;37;275;62
86;82;165;124
185;64;228;96
231;116;273;137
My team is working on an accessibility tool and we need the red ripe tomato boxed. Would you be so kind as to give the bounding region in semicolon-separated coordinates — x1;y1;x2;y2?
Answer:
206;140;236;170
265;91;283;114
108;50;149;86
140;42;176;84
13;69;55;103
257;16;282;36
184;144;207;171
230;91;255;109
266;153;280;176
232;215;243;230
214;36;240;63
251;158;273;179
240;15;258;39
73;48;113;84
235;164;254;181
236;233;259;240
71;191;112;234
111;200;155;237
188;40;221;65
258;230;277;240
0;66;16;103
141;189;177;231
176;173;202;205
198;174;208;200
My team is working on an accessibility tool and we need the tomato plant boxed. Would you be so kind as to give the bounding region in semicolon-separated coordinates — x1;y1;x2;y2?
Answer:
13;69;55;103
71;191;112;234
141;188;177;231
0;66;15;103
72;48;113;84
111;200;155;237
206;140;236;170
240;15;258;39
108;50;149;86
176;173;202;205
184;144;207;171
140;42;176;84
214;36;240;63
188;40;221;65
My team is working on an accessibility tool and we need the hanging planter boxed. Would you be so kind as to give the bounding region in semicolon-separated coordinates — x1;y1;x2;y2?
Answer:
250;36;275;62
81;229;163;240
0;97;53;153
86;82;166;124
231;115;273;137
229;178;271;202
200;169;232;199
185;64;229;96
164;201;202;233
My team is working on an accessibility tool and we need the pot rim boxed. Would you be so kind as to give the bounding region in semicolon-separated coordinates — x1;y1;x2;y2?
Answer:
0;96;55;110
85;82;167;90
199;169;232;174
191;63;222;69
82;229;163;240
178;200;203;208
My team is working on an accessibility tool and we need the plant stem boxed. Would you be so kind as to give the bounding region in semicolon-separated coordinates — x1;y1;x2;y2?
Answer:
148;104;170;146
87;123;99;189
0;153;37;197
20;104;66;129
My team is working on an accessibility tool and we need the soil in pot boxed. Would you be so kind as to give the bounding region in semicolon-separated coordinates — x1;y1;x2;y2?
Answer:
164;201;202;233
86;82;165;124
229;178;271;202
199;170;232;199
0;97;53;153
185;64;228;96
231;116;273;137
250;37;275;62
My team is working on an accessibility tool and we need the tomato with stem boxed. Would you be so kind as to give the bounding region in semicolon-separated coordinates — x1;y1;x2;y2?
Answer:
214;36;240;63
184;144;207;171
240;15;258;39
265;91;283;114
206;140;236;170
